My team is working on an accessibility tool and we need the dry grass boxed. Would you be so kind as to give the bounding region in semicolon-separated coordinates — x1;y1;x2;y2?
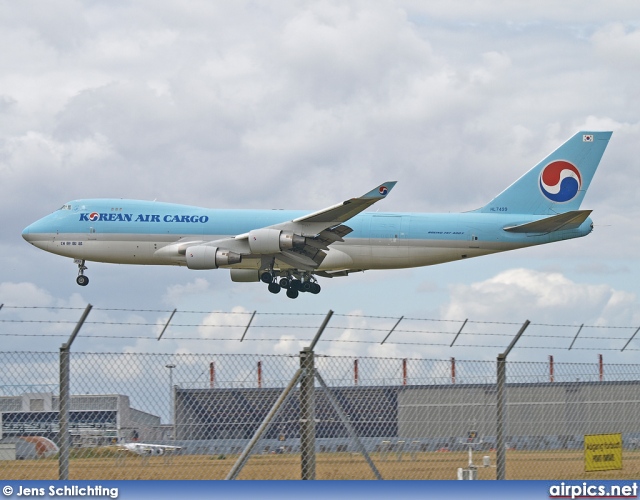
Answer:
2;450;640;480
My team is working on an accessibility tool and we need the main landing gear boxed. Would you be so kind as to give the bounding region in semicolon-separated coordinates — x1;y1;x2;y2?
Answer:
75;259;89;286
260;271;321;299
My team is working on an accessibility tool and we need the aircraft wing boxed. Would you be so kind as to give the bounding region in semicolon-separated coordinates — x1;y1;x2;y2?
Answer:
269;181;397;236
231;181;397;270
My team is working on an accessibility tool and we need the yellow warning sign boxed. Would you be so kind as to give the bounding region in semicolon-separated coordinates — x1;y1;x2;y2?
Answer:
584;433;622;472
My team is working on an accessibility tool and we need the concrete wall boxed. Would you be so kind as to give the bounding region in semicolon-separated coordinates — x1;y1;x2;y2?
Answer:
398;381;640;440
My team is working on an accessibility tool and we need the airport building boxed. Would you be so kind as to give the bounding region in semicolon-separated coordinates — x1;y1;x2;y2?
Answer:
0;393;162;447
175;385;397;441
2;380;639;455
174;379;640;452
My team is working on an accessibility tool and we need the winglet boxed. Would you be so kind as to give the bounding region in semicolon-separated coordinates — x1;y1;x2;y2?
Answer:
361;181;397;199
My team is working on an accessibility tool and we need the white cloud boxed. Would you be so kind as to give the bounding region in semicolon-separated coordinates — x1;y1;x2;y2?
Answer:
441;268;639;326
163;278;211;306
3;0;637;218
592;23;640;70
2;0;640;364
75;352;144;383
0;281;54;307
402;1;637;24
273;334;305;354
197;305;252;340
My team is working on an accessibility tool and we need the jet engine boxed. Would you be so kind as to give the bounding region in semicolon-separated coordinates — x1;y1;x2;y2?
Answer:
247;228;305;254
185;246;242;270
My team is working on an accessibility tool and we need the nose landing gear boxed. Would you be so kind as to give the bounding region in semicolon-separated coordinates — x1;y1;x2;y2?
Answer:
75;259;89;286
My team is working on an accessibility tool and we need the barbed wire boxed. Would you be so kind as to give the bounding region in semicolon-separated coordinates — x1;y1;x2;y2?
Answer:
0;333;637;351
3;305;638;329
2;305;640;352
1;317;639;330
0;321;637;339
0;328;634;340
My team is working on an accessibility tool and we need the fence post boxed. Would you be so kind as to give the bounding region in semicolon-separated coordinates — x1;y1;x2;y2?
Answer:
59;345;70;480
495;319;529;481
226;311;332;480
300;347;316;480
59;304;92;480
496;353;507;480
300;310;333;480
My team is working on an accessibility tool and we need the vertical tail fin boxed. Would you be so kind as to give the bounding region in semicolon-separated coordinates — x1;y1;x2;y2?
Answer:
476;131;612;215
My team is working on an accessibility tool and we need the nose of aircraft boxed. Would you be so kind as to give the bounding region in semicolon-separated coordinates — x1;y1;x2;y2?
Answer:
21;220;51;251
22;224;32;242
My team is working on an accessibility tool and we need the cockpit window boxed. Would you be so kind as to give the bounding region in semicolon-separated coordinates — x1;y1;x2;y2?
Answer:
58;204;72;210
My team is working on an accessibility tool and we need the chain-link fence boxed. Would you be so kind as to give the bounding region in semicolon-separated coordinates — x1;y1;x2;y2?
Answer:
1;349;639;480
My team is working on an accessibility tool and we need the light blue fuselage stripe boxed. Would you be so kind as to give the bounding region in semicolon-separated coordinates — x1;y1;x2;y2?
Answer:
25;199;592;248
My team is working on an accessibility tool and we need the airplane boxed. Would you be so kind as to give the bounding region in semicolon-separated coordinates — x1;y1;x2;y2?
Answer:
22;131;611;299
119;442;182;456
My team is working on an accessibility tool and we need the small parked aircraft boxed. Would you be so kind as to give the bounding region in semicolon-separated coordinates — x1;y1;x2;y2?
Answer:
119;442;181;456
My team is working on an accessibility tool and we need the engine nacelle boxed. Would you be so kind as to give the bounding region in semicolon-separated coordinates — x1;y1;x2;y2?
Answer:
230;269;260;282
247;228;305;254
185;246;242;270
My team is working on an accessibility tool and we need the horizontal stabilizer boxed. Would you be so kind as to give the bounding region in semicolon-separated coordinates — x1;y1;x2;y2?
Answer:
503;210;592;234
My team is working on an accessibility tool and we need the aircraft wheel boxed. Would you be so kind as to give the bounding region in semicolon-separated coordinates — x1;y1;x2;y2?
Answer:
268;282;281;294
286;288;299;299
76;275;89;286
310;283;321;294
301;281;313;293
289;279;302;291
279;278;290;289
260;272;272;283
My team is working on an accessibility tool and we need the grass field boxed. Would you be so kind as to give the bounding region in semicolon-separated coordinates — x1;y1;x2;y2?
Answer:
2;449;640;480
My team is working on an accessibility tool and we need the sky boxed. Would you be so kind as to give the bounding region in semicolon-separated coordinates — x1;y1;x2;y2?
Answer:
2;0;640;367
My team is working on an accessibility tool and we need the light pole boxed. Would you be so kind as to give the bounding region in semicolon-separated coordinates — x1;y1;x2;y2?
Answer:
165;364;176;439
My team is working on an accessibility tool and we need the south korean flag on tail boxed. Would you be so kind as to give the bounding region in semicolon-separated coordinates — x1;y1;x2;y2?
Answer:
583;134;594;142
